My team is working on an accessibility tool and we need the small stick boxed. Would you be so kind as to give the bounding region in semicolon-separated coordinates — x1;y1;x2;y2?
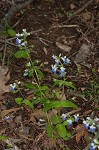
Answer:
2;37;7;67
51;24;79;29
73;0;94;16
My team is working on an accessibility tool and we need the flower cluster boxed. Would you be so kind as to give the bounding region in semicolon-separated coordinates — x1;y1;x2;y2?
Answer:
83;116;99;150
16;29;30;47
83;117;99;133
61;113;79;126
90;139;99;150
51;54;71;77
23;62;32;77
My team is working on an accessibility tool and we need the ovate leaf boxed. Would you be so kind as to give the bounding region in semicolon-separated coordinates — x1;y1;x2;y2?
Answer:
51;114;59;124
56;124;67;138
7;29;16;36
43;100;77;111
15;97;23;104
15;50;30;58
45;123;54;137
22;99;34;109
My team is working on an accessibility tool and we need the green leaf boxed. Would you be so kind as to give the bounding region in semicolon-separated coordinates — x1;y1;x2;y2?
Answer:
63;81;76;89
39;86;49;91
15;97;23;104
7;29;16;36
22;99;34;109
0;135;8;140
56;123;67;138
51;114;59;124
14;50;30;58
45;123;54;137
35;68;44;79
25;82;37;90
66;132;71;138
54;79;76;89
43;100;77;111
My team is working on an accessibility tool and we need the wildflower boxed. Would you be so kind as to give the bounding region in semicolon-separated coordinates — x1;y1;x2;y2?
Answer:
26;62;31;67
52;54;60;65
61;114;66;121
61;56;67;64
66;58;71;64
90;146;95;150
3;116;11;121
86;117;91;120
16;38;22;45
51;64;57;74
10;83;17;91
21;42;26;46
90;143;96;150
74;114;79;122
83;120;89;130
59;66;66;77
60;66;66;73
52;54;57;60
59;71;66;77
23;69;29;77
89;125;96;133
16;33;21;37
22;29;30;36
67;119;73;126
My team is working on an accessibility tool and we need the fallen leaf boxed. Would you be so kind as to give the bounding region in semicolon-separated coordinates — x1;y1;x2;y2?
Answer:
76;124;87;143
0;128;6;134
1;107;20;118
70;4;76;9
0;66;10;98
75;44;90;64
56;41;71;52
82;12;91;21
29;109;46;123
43;47;48;55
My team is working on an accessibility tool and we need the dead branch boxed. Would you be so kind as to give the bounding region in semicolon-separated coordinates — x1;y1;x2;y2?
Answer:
0;0;34;35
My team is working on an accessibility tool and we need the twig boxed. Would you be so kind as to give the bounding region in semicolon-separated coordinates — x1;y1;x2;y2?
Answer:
51;24;79;29
2;37;7;67
73;0;94;16
66;108;82;117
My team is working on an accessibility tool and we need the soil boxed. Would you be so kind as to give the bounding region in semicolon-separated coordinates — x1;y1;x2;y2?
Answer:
0;0;99;150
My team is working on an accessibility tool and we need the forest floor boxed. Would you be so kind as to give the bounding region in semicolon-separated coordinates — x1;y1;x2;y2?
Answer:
0;0;99;150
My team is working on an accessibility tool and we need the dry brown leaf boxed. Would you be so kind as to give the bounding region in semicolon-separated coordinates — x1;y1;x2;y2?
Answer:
1;107;20;118
76;124;87;143
0;128;6;134
0;66;10;97
70;4;76;9
29;109;46;123
43;47;48;55
56;41;71;52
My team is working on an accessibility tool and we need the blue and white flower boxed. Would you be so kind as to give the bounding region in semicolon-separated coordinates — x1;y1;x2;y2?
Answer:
51;64;57;74
90;143;96;150
60;66;66;73
10;83;17;91
16;38;22;45
61;56;67;64
61;114;66;121
52;55;60;65
74;114;79;122
59;66;66;77
89;125;96;133
83;120;89;130
67;119;73;126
